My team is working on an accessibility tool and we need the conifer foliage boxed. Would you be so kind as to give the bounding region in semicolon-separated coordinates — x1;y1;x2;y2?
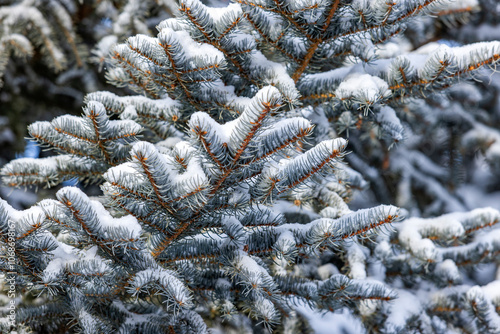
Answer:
2;0;500;333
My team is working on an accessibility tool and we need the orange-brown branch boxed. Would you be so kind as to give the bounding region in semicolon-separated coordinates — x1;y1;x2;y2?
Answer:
292;0;340;82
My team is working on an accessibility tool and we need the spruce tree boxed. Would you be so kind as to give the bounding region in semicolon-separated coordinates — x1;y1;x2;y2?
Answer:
1;0;500;333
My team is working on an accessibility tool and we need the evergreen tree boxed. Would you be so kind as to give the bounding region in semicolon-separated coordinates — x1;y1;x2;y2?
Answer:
1;0;500;333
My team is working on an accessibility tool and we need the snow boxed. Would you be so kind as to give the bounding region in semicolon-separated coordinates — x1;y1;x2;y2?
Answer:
335;73;391;102
317;263;340;280
465;286;500;330
4;33;33;56
128;94;181;111
49;1;72;31
319;206;340;219
205;2;241;21
1;197;21;221
275;229;295;247
384;290;421;332
78;310;98;329
444;41;500;68
121;105;137;120
216;278;232;290
395;210;498;262
237;251;267;284
190;111;234;143
486;141;500;160
482;280;500;300
398;221;441;262
260;13;284;41
94;35;117;55
158;28;225;64
442;0;478;10
295;300;365;334
193;230;225;243
42;257;65;281
105;161;139;176
346;243;366;279
248;53;298;102
156;137;182;149
286;0;325;15
43;243;80;282
377;106;404;142
169;155;206;185
173;140;196;154
130;268;190;307
375;36;413;58
434;259;460;283
91;199;142;238
414;42;441;58
401;213;466;238
304;66;354;83
57;186;143;240
438;228;500;264
377;106;400;126
463;124;500;163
